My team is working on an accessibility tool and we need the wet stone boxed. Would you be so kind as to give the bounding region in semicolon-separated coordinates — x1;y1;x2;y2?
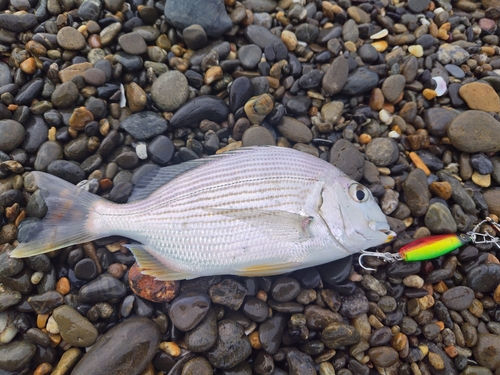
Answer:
147;135;174;165
169;291;211;331
83;68;107;86
286;349;316;375
229;77;253;113
321;322;360;349
181;357;213;375
0;285;21;312
317;255;352;286
185;308;218;352
403;168;431;217
120;111;168;141
269;276;301;303
71;317;160;375
467;264;500;293
0;340;36;372
258;313;287;354
0;249;24;277
183;24;208;51
209;279;247;310
27;290;63;314
78;273;127;302
304;305;342;330
242;296;269;322
368;346;399;367
207;319;252;369
52;305;98;347
74;258;98;280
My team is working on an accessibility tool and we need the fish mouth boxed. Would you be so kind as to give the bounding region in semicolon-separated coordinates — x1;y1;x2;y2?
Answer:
381;229;397;243
369;221;397;243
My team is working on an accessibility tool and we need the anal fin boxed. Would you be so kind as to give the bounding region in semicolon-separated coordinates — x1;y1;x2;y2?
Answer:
236;261;300;277
124;245;194;281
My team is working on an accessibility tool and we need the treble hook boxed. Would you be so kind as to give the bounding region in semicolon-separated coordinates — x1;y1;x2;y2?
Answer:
358;250;402;271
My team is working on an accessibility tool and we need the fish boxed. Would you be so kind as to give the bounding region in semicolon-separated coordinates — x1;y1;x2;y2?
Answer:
11;146;395;280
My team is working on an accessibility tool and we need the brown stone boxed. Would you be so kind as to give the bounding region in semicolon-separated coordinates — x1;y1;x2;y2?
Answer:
369;88;384;110
459;82;500;112
125;82;147;112
20;57;36;74
69;107;94;131
128;263;180;303
58;62;93;83
244;94;274;125
429;181;452;200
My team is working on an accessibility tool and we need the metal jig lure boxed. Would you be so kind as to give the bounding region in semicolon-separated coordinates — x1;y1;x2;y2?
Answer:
359;217;500;271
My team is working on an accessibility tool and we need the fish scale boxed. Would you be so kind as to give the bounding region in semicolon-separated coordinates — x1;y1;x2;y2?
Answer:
11;146;395;280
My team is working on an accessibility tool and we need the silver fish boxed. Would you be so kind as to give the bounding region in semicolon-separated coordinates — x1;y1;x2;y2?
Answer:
11;146;395;280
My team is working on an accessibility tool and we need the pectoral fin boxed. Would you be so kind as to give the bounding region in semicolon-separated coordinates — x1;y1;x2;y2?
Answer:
236;261;301;276
211;209;313;243
124;245;194;281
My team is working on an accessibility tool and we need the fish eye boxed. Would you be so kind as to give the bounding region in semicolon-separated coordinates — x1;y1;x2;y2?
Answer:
348;183;370;203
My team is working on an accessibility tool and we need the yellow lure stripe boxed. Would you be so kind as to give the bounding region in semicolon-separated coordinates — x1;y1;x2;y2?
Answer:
399;234;470;262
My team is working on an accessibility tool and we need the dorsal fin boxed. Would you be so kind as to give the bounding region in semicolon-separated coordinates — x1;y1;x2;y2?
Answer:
127;146;267;202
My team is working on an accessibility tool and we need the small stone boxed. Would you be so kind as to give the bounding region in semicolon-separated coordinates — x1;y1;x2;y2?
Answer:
241;126;276;146
484;189;500;216
459;82;500;112
368;346;399;367
322;56;348;96
429;181;452;200
118;32;147;55
258;313;287;354
471;172;491;187
448;111;500;153
472;334;500;371
207;320;252;369
128;264;179;303
169;291;211;331
52;305;98;347
244;94;274;125
0;340;36;372
183;24;208;50
57;26;86;50
69;107;94;131
209;279;247;310
0;120;25;153
238;44;262;70
281;30;297;51
321;322;360;349
424;202;457;234
442;286;475;311
78;274;127;302
408;45;424;57
120;111;168;141
276;116;313;144
125;82;147;112
403;168;431;217
185;308;218;352
321;101;343;125
365;138;399;167
170;96;229;128
381;75;405;103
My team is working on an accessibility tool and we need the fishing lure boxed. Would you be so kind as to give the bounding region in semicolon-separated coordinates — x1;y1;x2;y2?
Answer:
359;217;500;271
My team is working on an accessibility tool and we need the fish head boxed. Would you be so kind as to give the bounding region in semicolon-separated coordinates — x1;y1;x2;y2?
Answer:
318;176;396;252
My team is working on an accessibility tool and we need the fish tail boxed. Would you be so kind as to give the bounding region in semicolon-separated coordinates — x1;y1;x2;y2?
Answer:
10;172;106;258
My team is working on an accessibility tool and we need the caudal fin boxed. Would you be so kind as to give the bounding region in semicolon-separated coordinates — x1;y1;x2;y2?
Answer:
10;172;105;258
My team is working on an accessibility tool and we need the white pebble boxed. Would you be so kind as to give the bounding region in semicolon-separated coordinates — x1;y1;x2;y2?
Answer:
432;76;447;97
434;7;444;14
388;130;400;139
120;83;126;108
370;29;388;39
46;316;60;334
31;271;44;285
136;143;148;160
379;109;393;125
420;18;430;26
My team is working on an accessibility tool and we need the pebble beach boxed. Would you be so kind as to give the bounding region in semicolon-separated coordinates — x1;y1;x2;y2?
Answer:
1;0;500;374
